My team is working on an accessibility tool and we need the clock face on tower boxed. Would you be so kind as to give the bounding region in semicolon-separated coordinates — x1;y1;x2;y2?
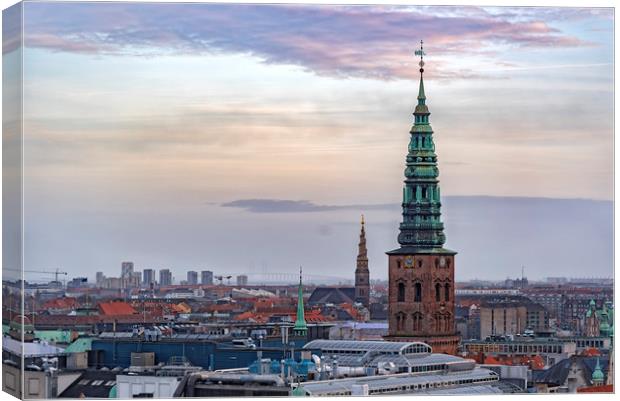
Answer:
439;256;446;267
404;256;414;268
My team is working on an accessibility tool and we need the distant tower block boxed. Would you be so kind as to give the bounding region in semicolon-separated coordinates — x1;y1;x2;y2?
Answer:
201;270;214;285
355;215;370;307
237;275;248;286
384;41;459;355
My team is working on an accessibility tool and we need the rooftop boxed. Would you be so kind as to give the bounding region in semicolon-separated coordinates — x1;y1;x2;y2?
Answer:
2;335;66;357
99;301;138;315
295;367;499;396
304;339;432;355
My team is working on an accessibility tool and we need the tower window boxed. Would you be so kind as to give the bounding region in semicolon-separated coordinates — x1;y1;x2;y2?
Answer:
397;313;405;331
412;313;422;331
435;283;441;302
398;282;405;302
422;187;427;199
414;283;422;302
445;284;450;301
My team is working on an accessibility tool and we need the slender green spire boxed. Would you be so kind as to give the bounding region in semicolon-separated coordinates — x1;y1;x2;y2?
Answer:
418;75;426;100
294;266;307;336
394;40;447;249
592;358;605;384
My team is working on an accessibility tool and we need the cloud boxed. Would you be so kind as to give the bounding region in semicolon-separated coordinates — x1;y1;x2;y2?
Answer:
20;3;600;80
2;4;22;54
221;199;395;213
221;196;611;214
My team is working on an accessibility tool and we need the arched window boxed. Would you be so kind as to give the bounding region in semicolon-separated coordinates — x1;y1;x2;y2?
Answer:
398;282;405;302
422;187;427;199
414;283;422;302
435;283;441;302
413;313;423;331
444;284;450;301
435;258;439;268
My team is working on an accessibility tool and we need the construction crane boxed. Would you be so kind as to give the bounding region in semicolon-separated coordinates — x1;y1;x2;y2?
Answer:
6;267;68;282
214;275;233;285
24;268;68;283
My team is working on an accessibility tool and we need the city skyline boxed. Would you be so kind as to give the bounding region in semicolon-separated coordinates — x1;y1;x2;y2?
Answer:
9;3;613;280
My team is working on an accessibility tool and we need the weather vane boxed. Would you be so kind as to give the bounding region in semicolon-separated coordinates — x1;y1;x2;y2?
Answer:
414;40;425;73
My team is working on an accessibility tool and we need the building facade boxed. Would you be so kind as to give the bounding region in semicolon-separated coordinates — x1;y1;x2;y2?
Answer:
121;261;134;289
159;269;172;286
201;270;214;285
384;45;458;354
355;216;370;307
237;275;248;286
143;269;155;286
187;271;198;285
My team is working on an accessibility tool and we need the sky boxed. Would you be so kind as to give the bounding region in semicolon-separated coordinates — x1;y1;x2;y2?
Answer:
4;2;614;282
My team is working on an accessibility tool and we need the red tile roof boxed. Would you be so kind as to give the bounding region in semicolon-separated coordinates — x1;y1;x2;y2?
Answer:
98;301;137;316
581;347;601;357
577;385;613;393
42;297;78;310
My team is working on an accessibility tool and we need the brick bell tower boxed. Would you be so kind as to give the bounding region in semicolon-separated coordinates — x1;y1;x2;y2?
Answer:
384;41;459;354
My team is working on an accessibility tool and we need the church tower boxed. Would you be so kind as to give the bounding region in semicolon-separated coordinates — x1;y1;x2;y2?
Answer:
293;267;308;337
355;215;370;307
384;42;459;354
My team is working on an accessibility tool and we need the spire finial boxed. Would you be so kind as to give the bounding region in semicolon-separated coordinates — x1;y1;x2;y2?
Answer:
361;214;365;226
414;41;427;104
414;39;425;74
299;266;302;284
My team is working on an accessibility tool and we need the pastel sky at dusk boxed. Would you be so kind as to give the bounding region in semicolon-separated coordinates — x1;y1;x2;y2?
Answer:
6;2;613;282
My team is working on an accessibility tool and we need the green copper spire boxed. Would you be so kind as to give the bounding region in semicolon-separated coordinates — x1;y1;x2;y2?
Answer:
393;40;449;250
592;358;605;384
293;266;307;336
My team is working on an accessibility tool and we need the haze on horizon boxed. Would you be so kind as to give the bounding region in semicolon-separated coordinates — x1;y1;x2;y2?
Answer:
3;3;613;282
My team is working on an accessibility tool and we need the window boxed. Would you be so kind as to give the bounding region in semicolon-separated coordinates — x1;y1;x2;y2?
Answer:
445;284;450;301
396;313;406;331
413;313;422;331
28;378;40;396
398;282;405;302
414;283;422;302
435;283;441;301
